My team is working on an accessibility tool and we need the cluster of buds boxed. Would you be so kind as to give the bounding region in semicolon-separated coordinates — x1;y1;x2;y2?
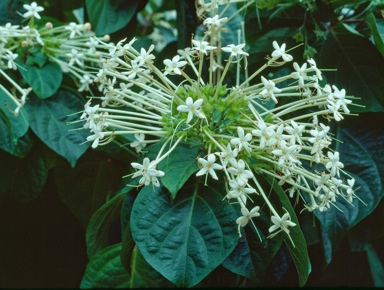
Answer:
79;3;359;241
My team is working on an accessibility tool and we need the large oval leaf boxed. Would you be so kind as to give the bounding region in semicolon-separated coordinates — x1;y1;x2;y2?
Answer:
86;0;139;36
25;91;90;167
18;62;62;99
80;243;129;289
130;182;238;287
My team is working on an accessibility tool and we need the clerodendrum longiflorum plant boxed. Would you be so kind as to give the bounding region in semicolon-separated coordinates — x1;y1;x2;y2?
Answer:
78;1;360;246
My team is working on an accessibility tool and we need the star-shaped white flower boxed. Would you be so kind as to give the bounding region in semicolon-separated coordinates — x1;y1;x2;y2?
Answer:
230;127;252;152
260;76;282;104
268;212;296;235
271;41;293;62
163;55;187;75
326;151;344;177
236;206;260;237
23;2;44;19
131;157;164;187
177;97;206;124
196;154;223;180
221;43;249;57
191;40;217;55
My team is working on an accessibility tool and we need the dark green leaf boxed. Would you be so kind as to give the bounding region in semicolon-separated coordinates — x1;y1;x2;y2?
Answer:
0;0;24;25
86;191;126;259
316;113;384;263
25;91;89;167
80;243;129;289
365;243;384;287
319;23;384;111
0;144;48;202
365;13;384;57
18;62;62;99
54;150;127;227
86;0;139;36
130;182;238;287
222;212;284;282
0;87;31;157
120;191;136;274
143;142;200;199
129;246;174;288
158;145;199;199
266;175;309;287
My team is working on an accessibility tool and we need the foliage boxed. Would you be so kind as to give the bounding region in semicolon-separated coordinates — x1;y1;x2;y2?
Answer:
0;0;383;288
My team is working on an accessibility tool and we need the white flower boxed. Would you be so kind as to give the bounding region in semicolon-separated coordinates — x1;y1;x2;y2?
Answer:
65;22;83;39
177;97;206;124
221;43;248;57
331;85;351;114
191;39;217;55
23;2;44;19
134;45;155;66
131;157;164;187
326;151;344;177
327;102;343;121
78;75;93;92
203;15;228;27
230;127;252;152
196;154;223;180
66;48;84;67
236;206;260;237
227;159;254;186
163;55;187;75
284;120;305;145
260;76;281;104
5;50;18;70
271;41;293;62
290;62;308;87
252;120;276;148
268;212;296;235
86;121;106;148
227;180;255;204
215;143;238;166
130;133;146;153
307;58;322;80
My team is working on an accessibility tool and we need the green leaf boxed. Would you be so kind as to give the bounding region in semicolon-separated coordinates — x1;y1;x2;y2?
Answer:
144;143;200;199
316;113;384;263
246;26;298;61
54;150;128;227
86;0;139;35
18;62;62;99
86;191;126;259
319;23;384;112
0;144;48;202
158;145;199;199
130;182;239;287
365;13;384;57
266;175;309;287
222;212;284;282
365;243;384;287
0;87;31;157
120;191;136;274
25;91;90;167
129;246;174;288
80;243;129;289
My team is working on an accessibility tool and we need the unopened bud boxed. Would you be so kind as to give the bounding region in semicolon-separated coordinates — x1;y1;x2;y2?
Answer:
45;22;53;29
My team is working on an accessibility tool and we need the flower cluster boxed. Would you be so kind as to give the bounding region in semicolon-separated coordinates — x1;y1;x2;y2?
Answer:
79;3;358;242
0;2;111;116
